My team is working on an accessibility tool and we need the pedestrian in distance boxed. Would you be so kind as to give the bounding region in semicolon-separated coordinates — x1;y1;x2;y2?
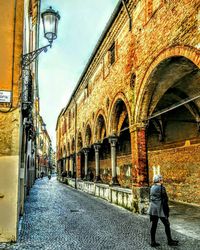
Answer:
147;174;179;247
48;174;51;180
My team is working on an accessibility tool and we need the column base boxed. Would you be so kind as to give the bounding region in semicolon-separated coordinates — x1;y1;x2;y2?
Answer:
110;176;120;186
67;171;72;178
132;186;150;214
94;175;101;183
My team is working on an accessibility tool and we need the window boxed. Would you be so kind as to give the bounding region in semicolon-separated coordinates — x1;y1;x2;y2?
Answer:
109;42;115;65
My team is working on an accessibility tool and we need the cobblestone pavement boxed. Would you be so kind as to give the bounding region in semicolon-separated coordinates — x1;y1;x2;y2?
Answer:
1;177;200;250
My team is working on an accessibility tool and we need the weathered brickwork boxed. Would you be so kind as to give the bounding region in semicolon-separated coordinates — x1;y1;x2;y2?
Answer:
57;0;200;208
148;143;200;204
0;110;20;156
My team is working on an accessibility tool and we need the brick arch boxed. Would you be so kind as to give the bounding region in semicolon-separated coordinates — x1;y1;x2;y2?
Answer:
135;45;200;122
93;109;108;142
117;110;128;134
108;92;132;135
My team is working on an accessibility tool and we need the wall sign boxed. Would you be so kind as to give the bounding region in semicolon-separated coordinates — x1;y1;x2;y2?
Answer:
0;91;11;103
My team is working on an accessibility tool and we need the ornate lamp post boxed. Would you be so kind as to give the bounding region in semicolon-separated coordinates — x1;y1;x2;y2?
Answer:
22;6;60;69
21;7;60;114
20;6;60;184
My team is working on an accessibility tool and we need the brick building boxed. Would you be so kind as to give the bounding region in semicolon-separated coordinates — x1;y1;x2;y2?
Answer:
36;115;52;177
56;0;200;213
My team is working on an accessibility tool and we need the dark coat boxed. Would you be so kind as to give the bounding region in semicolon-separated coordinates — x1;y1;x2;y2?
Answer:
147;184;169;218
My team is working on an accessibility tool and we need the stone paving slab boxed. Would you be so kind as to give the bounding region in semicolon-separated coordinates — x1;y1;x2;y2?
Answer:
0;177;200;250
169;201;200;240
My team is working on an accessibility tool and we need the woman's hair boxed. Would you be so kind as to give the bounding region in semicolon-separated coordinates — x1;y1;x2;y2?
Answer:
153;174;163;183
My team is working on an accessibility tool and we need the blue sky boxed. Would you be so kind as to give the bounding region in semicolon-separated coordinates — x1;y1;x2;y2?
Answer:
39;0;119;149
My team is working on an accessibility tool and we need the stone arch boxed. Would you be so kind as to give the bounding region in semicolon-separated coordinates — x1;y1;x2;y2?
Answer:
135;45;200;122
94;109;108;142
108;92;132;135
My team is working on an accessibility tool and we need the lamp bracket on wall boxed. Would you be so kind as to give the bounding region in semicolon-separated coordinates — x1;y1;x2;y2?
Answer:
22;44;51;69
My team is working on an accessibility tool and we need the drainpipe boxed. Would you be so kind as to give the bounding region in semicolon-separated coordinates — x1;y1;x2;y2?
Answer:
11;0;17;108
122;0;132;31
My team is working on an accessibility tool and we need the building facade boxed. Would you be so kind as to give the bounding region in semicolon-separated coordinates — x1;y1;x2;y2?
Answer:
0;0;41;242
56;0;200;213
36;115;52;177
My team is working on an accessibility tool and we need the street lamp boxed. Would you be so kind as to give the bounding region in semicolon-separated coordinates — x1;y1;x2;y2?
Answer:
21;6;60;113
22;6;60;69
20;6;60;182
41;6;60;45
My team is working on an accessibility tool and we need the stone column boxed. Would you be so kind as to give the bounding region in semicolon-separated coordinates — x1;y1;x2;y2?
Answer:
66;157;70;176
69;155;73;178
94;143;101;182
109;136;119;186
130;123;149;214
72;154;76;178
63;158;66;171
83;148;89;180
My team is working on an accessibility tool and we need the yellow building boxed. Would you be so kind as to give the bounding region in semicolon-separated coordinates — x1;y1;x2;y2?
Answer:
36;115;52;177
0;0;40;242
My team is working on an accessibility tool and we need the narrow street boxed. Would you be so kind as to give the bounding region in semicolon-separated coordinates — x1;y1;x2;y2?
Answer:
1;177;200;250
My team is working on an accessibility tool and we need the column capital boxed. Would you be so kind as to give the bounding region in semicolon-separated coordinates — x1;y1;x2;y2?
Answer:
93;142;101;151
82;147;90;154
77;151;81;156
70;154;74;159
108;135;118;145
129;122;148;133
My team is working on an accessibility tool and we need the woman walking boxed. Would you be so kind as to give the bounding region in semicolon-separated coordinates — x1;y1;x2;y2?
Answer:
148;174;179;247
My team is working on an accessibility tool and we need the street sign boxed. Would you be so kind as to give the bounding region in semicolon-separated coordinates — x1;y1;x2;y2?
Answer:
0;90;11;103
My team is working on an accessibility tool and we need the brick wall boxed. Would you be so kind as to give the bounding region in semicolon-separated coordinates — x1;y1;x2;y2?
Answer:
148;143;200;204
57;0;200;205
